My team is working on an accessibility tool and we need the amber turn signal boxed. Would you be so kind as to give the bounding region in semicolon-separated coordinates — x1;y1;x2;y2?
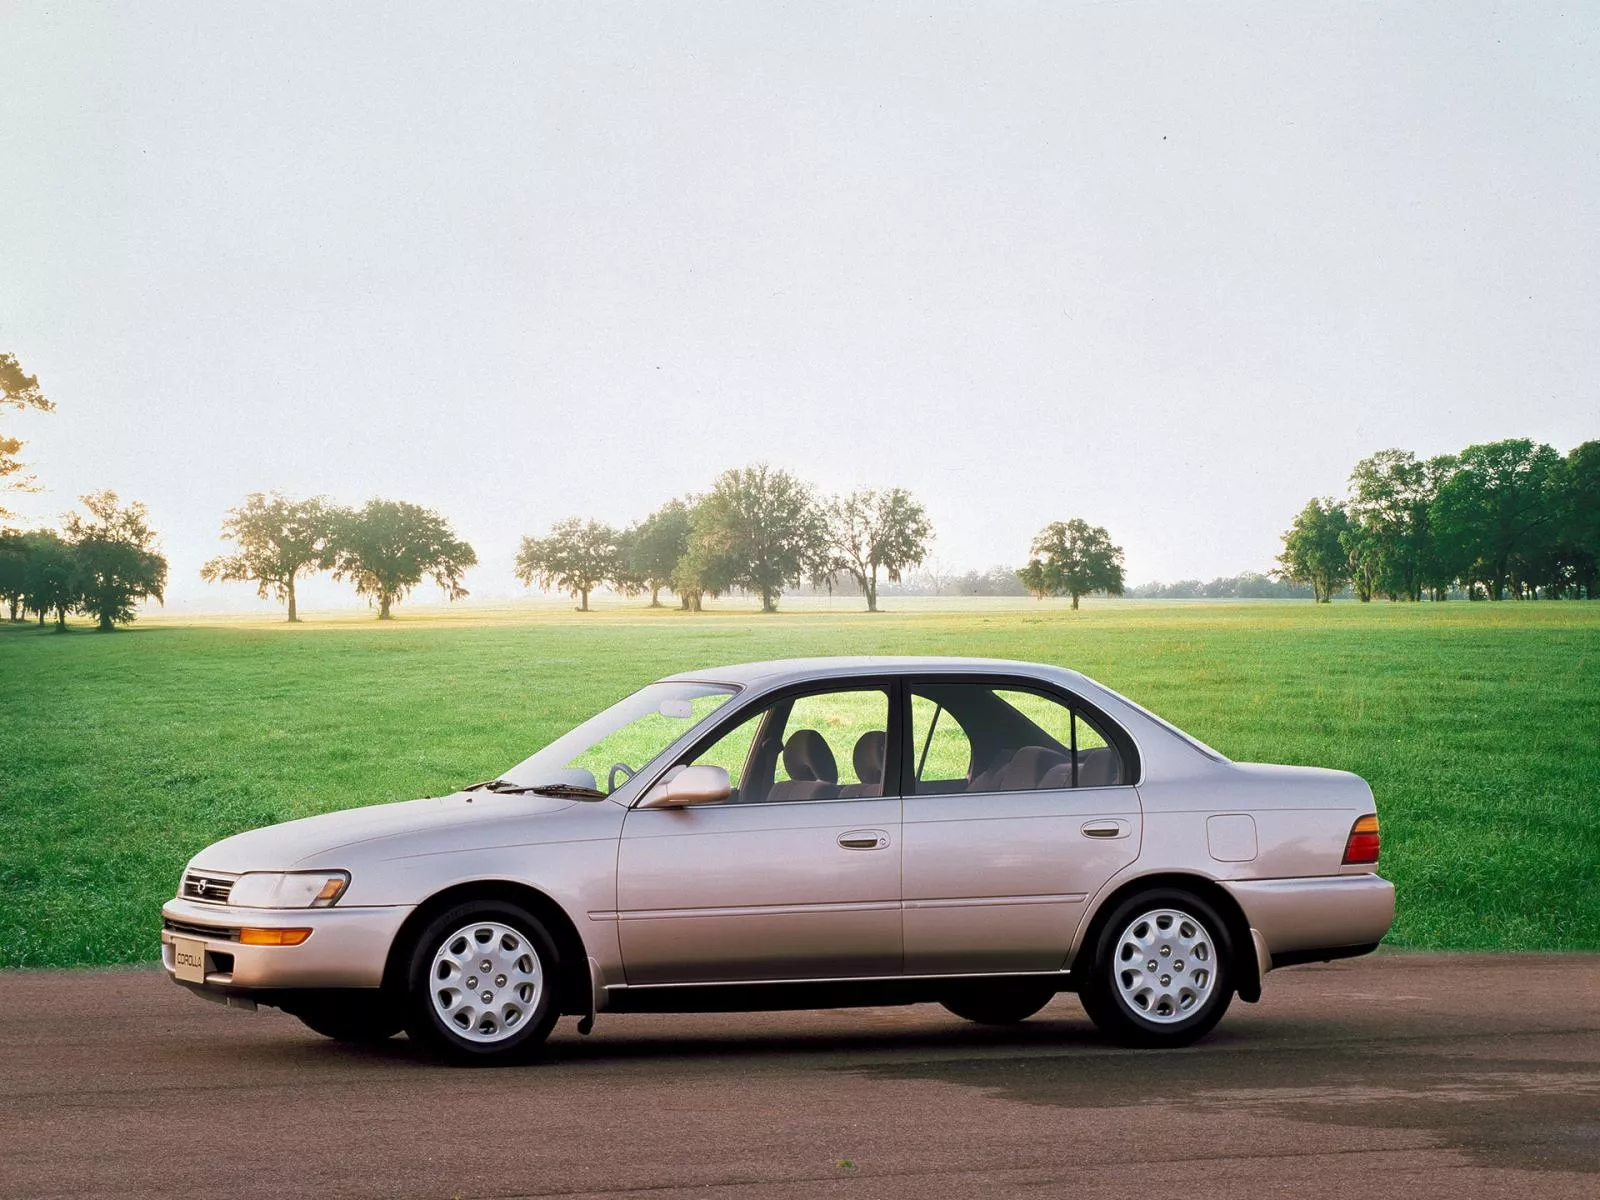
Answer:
239;927;312;946
1342;814;1381;865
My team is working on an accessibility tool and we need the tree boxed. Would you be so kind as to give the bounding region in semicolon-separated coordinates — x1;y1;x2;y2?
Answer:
1017;518;1126;610
19;529;83;630
1555;441;1600;599
626;498;693;607
1431;439;1562;600
62;492;168;631
1276;498;1353;602
690;465;827;613
514;517;623;612
1;352;55;517
330;499;476;619
1345;450;1419;601
824;488;934;612
0;530;27;621
201;493;342;621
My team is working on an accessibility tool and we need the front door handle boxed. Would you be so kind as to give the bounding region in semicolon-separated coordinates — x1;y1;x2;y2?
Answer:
1081;819;1131;839
838;829;890;850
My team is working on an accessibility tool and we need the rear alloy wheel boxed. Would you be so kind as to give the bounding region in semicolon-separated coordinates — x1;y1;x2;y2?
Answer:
1078;889;1234;1048
289;992;406;1043
404;901;561;1065
940;980;1059;1025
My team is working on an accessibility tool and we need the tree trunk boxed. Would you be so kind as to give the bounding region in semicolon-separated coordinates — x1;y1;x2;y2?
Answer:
97;611;114;631
692;593;703;612
1071;592;1081;610
36;608;45;627
378;594;393;620
649;585;662;608
761;587;778;613
866;573;878;613
286;576;299;622
579;588;589;612
54;605;67;630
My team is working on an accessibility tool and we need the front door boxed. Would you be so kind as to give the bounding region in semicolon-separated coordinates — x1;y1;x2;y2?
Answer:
617;683;903;985
899;680;1142;975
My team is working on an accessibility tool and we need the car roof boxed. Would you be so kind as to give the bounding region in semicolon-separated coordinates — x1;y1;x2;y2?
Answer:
663;656;1088;689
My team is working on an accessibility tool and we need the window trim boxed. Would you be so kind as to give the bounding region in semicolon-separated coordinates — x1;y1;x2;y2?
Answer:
895;674;1142;798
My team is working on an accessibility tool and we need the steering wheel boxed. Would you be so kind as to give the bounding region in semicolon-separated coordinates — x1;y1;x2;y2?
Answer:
607;761;636;792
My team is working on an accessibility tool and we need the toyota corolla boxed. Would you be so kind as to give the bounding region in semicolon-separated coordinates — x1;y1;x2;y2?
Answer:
161;657;1395;1063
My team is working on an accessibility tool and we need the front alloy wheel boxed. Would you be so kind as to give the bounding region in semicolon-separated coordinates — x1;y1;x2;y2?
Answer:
1078;889;1234;1047
405;901;560;1064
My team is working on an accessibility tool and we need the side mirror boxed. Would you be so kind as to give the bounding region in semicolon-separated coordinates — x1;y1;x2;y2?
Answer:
637;764;732;809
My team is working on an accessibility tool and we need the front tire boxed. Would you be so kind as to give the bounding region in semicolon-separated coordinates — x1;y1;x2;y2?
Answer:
403;901;561;1065
1078;889;1234;1048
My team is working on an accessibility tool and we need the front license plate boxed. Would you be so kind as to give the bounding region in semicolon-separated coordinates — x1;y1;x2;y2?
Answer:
172;936;207;983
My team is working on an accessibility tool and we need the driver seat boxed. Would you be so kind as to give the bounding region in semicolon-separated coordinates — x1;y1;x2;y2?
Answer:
768;729;842;802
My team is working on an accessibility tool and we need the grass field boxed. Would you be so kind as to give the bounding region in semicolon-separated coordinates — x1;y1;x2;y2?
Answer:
3;598;1597;967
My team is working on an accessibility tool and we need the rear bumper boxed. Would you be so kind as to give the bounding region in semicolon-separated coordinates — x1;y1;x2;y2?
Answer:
1221;873;1395;972
160;896;412;991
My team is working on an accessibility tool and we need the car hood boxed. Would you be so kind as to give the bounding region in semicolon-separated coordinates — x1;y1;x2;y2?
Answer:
188;791;579;874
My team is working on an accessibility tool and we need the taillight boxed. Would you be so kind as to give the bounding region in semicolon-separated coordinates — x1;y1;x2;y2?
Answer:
1342;813;1381;865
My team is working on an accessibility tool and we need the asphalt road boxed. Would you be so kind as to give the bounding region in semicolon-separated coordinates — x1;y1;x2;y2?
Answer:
2;952;1599;1199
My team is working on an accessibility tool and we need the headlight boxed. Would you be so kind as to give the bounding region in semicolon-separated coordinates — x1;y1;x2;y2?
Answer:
227;871;349;908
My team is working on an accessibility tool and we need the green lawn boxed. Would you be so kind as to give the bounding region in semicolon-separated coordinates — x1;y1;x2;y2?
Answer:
3;598;1597;967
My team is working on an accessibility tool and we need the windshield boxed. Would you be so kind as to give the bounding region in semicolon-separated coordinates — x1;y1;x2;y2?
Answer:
502;681;738;794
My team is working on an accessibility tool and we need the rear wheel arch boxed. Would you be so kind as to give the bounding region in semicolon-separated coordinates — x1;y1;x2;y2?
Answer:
382;880;591;1015
1075;872;1260;1003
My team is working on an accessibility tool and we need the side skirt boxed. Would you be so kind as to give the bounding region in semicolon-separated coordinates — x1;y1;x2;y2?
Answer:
602;971;1074;1015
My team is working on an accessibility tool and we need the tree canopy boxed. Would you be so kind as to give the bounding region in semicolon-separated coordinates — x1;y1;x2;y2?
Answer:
824;488;933;612
62;491;168;630
689;465;827;613
330;499;476;619
201;493;341;621
1276;497;1353;603
515;517;623;611
625;499;694;608
1018;518;1126;609
1282;438;1598;601
1;352;54;517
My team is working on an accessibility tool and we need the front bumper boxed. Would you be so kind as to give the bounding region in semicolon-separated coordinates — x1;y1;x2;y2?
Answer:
160;896;413;991
1221;873;1396;972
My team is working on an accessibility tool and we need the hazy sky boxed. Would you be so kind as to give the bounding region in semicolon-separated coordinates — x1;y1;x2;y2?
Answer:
3;2;1596;610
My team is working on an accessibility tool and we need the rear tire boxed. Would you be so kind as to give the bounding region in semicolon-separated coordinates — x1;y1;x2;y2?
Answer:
288;992;405;1043
403;900;561;1065
1077;889;1234;1048
940;980;1058;1025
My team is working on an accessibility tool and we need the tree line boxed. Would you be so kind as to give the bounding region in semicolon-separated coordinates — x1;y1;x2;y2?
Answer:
1277;439;1600;601
516;465;932;613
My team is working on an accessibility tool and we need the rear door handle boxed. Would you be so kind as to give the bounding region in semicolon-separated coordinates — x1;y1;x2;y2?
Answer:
1081;819;1131;839
838;829;890;850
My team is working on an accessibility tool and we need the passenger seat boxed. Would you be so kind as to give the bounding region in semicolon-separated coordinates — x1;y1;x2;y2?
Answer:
837;730;886;798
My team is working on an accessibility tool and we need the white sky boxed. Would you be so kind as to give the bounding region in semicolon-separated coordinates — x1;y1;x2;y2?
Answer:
2;2;1596;610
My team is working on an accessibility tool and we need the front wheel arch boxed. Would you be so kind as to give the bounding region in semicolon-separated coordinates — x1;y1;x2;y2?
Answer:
382;880;591;1015
1074;873;1259;1003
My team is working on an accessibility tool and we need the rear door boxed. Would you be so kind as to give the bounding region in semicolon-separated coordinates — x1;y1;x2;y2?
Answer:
899;678;1142;975
616;681;903;984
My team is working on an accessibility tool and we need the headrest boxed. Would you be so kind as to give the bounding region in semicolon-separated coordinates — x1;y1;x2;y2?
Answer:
852;730;887;784
782;729;838;784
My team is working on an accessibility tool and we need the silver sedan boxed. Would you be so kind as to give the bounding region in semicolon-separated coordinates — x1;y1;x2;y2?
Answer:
161;656;1395;1063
